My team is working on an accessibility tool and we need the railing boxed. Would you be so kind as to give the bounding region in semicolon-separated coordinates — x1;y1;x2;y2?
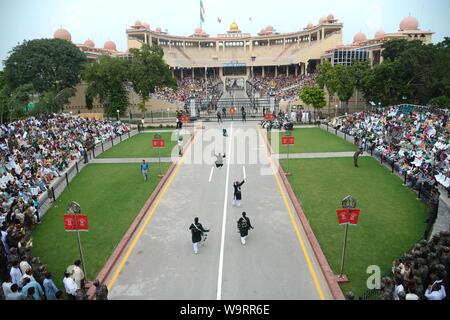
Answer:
38;129;139;219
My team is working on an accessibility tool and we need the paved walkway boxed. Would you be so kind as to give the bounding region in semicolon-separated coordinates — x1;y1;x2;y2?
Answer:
106;122;333;300
274;151;368;159
90;157;175;164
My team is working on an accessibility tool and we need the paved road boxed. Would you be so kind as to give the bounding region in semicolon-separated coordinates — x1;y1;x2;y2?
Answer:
107;122;333;300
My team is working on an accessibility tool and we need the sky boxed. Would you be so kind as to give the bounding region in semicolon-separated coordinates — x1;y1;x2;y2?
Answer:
0;0;449;68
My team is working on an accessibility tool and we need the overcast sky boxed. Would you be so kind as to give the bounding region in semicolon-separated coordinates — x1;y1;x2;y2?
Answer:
1;0;449;68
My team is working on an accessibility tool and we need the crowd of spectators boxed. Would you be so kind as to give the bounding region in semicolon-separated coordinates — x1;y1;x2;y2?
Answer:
376;230;449;300
153;78;222;103
0;113;127;299
252;74;317;101
330;106;450;197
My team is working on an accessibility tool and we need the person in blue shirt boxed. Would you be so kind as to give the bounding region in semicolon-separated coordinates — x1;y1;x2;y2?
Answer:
140;160;149;181
21;277;44;300
32;195;40;224
43;273;59;300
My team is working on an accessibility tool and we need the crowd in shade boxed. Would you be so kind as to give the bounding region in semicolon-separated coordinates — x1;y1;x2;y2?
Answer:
0;114;127;299
153;78;222;103
378;230;449;300
252;74;317;101
330;106;450;195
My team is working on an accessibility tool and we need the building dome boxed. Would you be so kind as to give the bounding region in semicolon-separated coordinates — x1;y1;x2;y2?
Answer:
265;25;273;32
155;27;162;33
319;16;327;24
353;32;367;43
375;29;385;39
306;22;313;29
53;28;72;42
135;20;142;26
399;16;419;31
84;39;95;48
229;21;240;33
195;27;203;34
104;40;117;51
143;22;150;29
327;14;335;21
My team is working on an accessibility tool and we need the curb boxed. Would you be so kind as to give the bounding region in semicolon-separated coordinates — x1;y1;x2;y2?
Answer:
261;129;345;300
87;131;197;299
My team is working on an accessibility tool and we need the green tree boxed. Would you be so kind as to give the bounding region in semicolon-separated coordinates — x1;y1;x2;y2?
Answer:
317;60;338;116
4;38;86;95
350;61;371;111
83;56;130;118
128;44;177;113
428;96;450;109
299;86;326;120
334;65;355;112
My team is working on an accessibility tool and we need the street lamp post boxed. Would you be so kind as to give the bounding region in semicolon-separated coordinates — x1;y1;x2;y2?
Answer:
116;109;120;121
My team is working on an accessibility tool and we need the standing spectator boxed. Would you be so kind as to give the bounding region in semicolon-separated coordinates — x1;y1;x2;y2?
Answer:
189;217;209;255
43;273;59;300
19;255;32;275
63;271;77;300
94;279;109;300
425;280;447;300
217;110;223;124
393;277;405;300
72;259;85;289
237;212;254;245
32;195;40;224
21;277;44;300
140;160;149;182
232;180;246;207
9;260;22;289
242;110;247;123
6;284;23;300
2;275;13;298
25;287;36;300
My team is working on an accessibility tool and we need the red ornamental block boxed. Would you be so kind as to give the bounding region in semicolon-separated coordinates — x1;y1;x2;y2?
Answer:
64;214;76;231
64;214;89;231
152;139;165;148
336;209;350;225
282;136;295;145
348;209;361;225
336;208;361;225
264;114;274;120
181;115;189;122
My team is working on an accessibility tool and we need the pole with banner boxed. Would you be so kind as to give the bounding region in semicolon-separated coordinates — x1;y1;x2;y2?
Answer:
281;134;295;176
335;195;361;282
65;201;88;280
152;134;165;178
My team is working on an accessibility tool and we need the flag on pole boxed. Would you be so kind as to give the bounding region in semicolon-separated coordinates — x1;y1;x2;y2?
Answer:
200;0;205;24
217;17;222;23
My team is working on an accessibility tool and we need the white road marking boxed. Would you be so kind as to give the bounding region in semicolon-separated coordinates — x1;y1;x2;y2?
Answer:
243;166;246;180
217;123;233;300
208;166;214;182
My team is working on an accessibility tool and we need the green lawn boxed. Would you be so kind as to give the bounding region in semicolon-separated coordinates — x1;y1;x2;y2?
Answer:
98;132;186;158
275;128;357;154
280;157;428;297
32;163;170;289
